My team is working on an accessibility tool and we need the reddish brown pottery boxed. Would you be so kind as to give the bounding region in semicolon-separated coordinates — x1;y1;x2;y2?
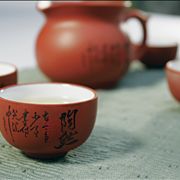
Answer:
0;83;98;159
36;1;147;88
0;62;17;88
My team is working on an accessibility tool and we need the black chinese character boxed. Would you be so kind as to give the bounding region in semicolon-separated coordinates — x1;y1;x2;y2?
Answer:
42;111;49;121
22;110;29;126
55;109;79;149
32;112;40;121
12;109;18;120
59;112;67;132
6;106;14;142
30;125;39;137
6;106;12;118
30;112;40;127
67;109;78;130
54;131;78;149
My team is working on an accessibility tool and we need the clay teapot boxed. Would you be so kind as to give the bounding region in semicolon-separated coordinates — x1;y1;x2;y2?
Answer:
36;1;147;88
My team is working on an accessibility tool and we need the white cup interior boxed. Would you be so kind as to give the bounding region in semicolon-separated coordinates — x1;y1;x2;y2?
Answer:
0;83;96;104
147;38;177;47
0;62;16;76
167;60;180;72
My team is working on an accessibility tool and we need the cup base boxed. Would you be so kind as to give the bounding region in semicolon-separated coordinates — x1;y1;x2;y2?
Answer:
23;151;68;159
145;64;165;69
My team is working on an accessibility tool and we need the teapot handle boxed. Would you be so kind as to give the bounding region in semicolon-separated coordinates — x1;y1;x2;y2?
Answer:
122;9;148;60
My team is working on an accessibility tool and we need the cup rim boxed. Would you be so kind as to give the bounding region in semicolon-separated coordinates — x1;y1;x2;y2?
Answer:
0;62;17;78
137;42;178;49
166;60;180;75
0;82;98;106
147;43;178;49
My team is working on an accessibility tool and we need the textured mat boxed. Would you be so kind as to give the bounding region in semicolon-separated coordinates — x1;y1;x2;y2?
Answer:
0;62;180;180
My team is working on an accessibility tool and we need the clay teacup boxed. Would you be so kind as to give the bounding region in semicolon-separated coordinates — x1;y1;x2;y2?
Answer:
139;41;178;68
0;62;17;88
0;83;97;159
166;60;180;102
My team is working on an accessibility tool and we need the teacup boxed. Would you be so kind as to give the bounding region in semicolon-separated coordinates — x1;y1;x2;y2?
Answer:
0;83;97;159
166;60;180;102
139;41;178;68
0;62;17;88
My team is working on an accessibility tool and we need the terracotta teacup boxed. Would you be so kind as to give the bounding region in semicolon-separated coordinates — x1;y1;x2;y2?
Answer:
0;62;17;88
0;83;97;159
166;60;180;102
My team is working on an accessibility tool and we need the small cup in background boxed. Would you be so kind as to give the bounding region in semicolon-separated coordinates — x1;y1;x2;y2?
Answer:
139;40;178;68
166;60;180;102
0;62;17;88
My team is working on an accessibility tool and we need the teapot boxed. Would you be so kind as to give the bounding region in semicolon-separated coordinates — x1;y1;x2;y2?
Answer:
36;1;147;88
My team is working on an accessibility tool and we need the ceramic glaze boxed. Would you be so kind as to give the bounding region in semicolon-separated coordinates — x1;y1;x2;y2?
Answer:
36;1;147;88
1;83;95;104
18;97;77;104
0;83;97;159
0;63;16;76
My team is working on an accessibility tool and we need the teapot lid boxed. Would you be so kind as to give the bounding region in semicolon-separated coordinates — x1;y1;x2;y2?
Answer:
37;1;132;11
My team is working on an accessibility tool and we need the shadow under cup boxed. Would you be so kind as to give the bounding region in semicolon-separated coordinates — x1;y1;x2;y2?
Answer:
0;83;98;159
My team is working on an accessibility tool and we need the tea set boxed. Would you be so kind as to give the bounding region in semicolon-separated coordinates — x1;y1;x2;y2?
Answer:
0;1;179;159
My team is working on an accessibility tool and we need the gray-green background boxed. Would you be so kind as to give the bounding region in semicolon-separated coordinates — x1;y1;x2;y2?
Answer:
133;1;180;15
